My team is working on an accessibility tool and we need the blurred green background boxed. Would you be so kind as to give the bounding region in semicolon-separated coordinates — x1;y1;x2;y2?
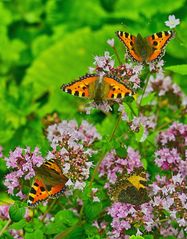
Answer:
0;0;186;154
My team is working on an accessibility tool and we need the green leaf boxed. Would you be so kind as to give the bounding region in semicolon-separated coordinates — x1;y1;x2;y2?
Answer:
25;229;43;239
9;219;26;230
135;124;145;142
141;93;155;106
9;203;26;222
129;236;144;239
166;64;187;75
84;200;103;221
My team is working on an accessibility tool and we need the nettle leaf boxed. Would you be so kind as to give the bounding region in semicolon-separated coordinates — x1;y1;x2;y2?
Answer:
84;199;103;221
141;93;155;106
166;64;187;75
9;219;26;230
25;229;44;239
9;203;26;222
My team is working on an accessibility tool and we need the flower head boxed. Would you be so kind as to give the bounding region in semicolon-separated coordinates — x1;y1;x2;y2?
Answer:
165;15;180;29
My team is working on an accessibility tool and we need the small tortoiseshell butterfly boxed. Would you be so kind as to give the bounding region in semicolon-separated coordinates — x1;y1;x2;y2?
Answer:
109;167;150;205
28;159;68;207
61;74;133;103
116;30;175;63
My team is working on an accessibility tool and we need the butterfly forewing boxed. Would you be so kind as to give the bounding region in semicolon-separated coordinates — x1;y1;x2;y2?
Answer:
116;31;143;62
61;74;98;98
146;30;174;62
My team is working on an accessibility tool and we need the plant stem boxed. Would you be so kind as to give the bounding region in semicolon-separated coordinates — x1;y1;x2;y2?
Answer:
113;46;122;65
138;74;150;112
0;219;11;236
40;199;57;222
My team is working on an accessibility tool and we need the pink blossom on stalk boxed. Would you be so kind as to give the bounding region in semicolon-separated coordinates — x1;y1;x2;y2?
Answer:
4;147;44;199
46;119;101;190
107;38;115;47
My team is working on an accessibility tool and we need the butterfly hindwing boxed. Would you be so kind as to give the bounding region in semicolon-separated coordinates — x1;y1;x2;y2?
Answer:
146;30;175;62
116;31;143;62
28;159;67;206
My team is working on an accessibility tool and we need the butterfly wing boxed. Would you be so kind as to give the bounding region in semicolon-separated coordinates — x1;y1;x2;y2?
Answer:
28;159;67;206
146;30;175;62
116;31;143;62
61;74;98;98
103;75;133;100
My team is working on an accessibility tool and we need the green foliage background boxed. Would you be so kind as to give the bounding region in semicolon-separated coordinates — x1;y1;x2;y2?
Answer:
0;0;187;238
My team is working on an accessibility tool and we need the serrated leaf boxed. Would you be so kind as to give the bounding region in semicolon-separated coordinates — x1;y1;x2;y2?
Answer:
9;219;26;230
141;93;155;106
25;229;43;239
9;203;25;222
84;200;103;221
166;64;187;75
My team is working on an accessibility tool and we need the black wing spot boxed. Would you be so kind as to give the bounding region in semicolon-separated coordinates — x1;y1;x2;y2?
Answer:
30;188;36;194
119;31;123;36
152;35;155;40
130;41;133;46
117;93;122;98
153;41;158;46
40;187;45;192
34;182;39;187
29;196;34;201
82;92;85;97
125;92;130;96
67;89;72;94
112;88;116;91
82;86;86;90
74;91;79;96
125;32;129;38
111;94;114;98
156;32;162;38
165;31;169;36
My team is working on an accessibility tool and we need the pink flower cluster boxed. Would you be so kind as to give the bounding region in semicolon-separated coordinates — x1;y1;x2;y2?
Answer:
4;147;44;199
155;122;187;176
146;74;185;107
46;120;101;190
130;114;156;141
99;147;142;187
150;173;187;238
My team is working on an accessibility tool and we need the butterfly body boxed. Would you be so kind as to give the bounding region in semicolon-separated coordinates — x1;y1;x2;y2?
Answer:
28;159;67;206
116;30;175;63
61;74;133;103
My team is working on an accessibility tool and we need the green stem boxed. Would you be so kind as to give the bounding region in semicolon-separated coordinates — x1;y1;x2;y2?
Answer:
113;46;122;65
0;219;11;236
138;74;150;112
40;199;57;222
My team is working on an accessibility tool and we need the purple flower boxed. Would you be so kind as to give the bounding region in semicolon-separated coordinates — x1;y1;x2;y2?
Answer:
4;147;44;198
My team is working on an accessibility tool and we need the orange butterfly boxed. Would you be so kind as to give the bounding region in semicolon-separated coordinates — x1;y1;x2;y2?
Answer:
116;30;175;63
61;74;133;103
28;159;67;206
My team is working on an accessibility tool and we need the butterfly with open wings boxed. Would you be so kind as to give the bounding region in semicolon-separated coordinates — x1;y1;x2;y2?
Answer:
61;74;133;103
116;30;175;64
